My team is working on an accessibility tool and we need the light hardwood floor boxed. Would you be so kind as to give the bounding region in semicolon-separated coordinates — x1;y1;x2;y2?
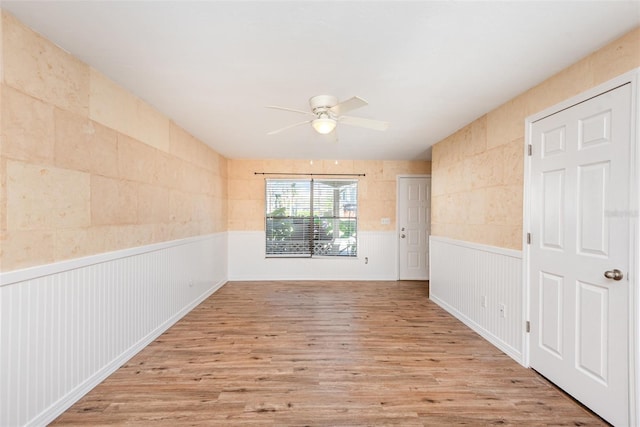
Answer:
53;281;605;426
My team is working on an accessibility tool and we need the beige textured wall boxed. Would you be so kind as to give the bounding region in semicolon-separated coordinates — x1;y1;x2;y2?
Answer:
431;27;640;250
228;159;431;232
0;11;228;272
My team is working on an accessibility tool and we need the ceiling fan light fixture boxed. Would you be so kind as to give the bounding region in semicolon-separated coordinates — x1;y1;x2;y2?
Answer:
312;117;336;134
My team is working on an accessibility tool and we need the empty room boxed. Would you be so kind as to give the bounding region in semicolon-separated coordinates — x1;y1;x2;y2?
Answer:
0;1;639;426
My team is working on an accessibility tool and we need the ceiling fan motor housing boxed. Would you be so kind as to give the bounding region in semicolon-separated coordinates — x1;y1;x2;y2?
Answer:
309;95;338;114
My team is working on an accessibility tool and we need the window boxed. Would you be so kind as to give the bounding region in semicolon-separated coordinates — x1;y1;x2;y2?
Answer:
265;179;358;257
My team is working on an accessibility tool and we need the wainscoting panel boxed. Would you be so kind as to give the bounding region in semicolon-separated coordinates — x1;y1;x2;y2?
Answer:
228;231;397;281
0;233;227;427
429;236;524;364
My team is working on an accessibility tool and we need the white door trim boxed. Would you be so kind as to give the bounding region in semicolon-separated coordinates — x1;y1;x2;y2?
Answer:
396;174;431;280
523;68;639;425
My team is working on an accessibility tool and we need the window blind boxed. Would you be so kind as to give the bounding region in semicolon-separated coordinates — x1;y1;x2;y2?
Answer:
265;179;358;257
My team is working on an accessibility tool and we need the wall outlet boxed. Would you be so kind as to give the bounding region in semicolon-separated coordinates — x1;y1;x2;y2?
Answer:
499;304;506;318
481;295;487;308
381;218;391;225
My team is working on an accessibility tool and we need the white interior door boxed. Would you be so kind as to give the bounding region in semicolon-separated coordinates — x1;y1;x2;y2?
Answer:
529;84;631;426
398;176;430;280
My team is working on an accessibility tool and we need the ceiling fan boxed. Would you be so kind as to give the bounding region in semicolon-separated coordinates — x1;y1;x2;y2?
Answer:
266;95;389;135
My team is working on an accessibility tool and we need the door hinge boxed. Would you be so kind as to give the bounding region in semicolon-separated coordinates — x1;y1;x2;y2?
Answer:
527;233;531;244
528;144;532;156
526;321;530;333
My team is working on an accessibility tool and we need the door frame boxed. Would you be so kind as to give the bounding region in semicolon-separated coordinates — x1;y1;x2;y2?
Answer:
522;68;639;425
396;174;431;280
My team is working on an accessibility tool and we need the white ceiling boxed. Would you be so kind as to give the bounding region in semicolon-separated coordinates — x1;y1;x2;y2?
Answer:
2;1;639;161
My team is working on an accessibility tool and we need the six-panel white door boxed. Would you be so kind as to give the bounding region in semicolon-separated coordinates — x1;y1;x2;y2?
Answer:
398;176;431;280
529;84;631;426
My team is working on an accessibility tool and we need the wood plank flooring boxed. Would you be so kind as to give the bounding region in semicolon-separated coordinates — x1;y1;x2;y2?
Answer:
53;281;605;426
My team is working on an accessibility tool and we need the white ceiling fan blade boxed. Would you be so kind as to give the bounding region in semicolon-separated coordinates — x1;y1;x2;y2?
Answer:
339;115;389;131
266;105;314;116
267;120;311;135
330;96;368;115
